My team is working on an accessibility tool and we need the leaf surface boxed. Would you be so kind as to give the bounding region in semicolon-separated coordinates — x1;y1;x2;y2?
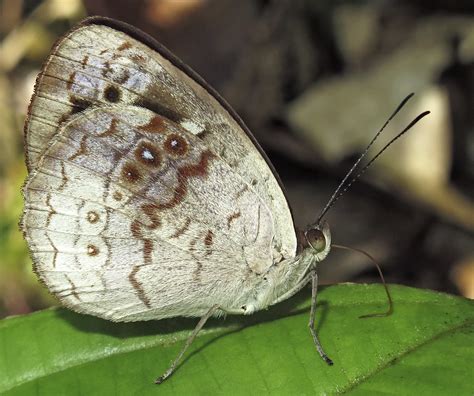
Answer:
0;284;472;395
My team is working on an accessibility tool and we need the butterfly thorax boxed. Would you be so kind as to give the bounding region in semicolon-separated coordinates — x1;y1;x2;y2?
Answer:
238;222;331;315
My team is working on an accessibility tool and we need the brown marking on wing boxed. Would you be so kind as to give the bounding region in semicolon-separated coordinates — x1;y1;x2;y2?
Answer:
69;96;92;115
178;150;214;179
118;41;132;51
188;236;202;282
58;114;69;125
129;266;151;308
143;239;153;265
101;178;111;204
163;134;188;156
87;244;99;256
130;205;161;250
86;211;99;224
204;230;214;247
113;191;123;201
112;149;124;164
115;69;130;84
102;61;112;78
131;220;142;238
121;162;141;183
135;141;162;167
65;275;81;301
141;203;161;230
138;115;167;134
58;162;68;191
193;261;203;283
170;218;191;239
68;134;88;161
204;230;214;256
103;85;121;103
99;48;108;55
66;71;76;90
227;211;241;228
127;151;214;241
157;150;216;210
131;54;145;63
98;118;118;137
45;193;57;227
81;55;89;68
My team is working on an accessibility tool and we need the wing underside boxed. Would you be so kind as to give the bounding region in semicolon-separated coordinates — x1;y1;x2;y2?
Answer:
22;18;297;320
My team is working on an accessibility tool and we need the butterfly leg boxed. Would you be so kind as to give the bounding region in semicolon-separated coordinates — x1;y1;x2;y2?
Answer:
309;271;333;365
155;304;220;384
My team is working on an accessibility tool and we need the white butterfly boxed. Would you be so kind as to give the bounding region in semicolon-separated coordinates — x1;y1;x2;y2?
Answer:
21;16;427;383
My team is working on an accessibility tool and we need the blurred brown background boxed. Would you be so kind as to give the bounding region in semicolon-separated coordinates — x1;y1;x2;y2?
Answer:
0;0;473;319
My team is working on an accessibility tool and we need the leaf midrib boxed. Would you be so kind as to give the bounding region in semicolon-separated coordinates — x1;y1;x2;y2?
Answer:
338;318;474;394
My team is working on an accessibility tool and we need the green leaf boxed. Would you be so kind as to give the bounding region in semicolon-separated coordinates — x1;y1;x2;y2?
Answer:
0;284;472;395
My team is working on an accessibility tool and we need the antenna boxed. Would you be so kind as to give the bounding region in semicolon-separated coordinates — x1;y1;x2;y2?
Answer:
315;93;429;224
328;111;430;206
332;244;393;318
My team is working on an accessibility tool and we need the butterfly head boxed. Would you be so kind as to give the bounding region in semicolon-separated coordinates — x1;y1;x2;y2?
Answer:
303;221;331;262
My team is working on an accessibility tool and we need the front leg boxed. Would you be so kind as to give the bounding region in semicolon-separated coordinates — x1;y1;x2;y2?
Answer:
309;271;333;365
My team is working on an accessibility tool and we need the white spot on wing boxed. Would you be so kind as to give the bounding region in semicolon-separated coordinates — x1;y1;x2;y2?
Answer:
142;149;154;160
180;120;204;135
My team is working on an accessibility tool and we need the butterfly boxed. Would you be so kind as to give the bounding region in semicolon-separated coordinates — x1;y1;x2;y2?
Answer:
21;16;428;384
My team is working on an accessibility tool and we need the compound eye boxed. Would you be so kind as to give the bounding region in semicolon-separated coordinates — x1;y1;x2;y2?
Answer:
305;228;326;252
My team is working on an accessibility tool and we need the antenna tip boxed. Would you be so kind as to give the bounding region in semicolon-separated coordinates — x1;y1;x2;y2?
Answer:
419;110;431;118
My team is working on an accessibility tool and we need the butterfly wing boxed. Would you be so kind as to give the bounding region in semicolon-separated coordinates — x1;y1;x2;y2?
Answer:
24;17;297;261
23;105;284;320
23;18;299;320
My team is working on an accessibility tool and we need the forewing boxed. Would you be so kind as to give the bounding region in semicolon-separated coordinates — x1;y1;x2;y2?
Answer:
22;106;277;321
25;17;297;259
